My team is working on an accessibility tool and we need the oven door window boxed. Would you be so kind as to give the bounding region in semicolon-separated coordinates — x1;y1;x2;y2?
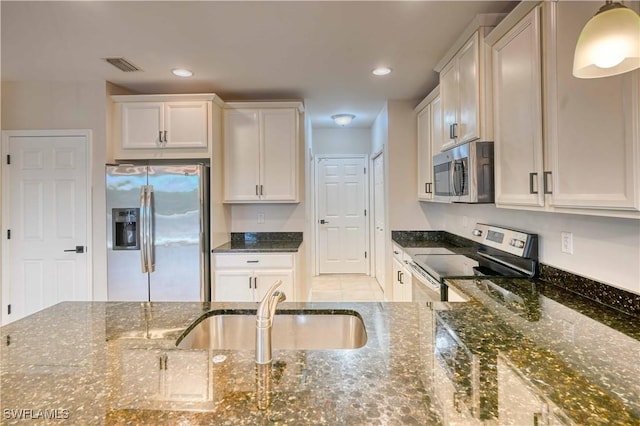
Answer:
434;161;452;197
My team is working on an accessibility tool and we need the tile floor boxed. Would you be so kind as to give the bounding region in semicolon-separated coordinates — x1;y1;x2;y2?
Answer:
310;274;384;302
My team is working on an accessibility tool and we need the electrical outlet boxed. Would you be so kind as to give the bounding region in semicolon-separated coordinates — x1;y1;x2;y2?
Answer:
561;232;573;254
257;212;265;224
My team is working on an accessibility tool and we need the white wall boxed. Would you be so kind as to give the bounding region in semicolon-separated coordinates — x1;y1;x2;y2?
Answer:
423;203;640;295
387;100;440;231
313;128;371;155
1;80;112;301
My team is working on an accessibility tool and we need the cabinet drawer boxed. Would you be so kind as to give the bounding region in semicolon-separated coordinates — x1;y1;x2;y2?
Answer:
214;253;294;269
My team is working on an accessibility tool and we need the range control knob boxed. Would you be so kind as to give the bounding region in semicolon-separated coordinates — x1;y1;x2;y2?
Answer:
510;239;525;248
472;229;483;237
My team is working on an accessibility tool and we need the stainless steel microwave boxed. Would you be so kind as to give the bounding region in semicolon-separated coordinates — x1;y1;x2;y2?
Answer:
433;141;494;203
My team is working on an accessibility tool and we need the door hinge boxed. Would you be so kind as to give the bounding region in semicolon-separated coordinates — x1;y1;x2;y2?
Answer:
364;167;366;174
7;304;11;315
6;230;10;240
364;209;367;216
6;155;10;165
364;251;367;259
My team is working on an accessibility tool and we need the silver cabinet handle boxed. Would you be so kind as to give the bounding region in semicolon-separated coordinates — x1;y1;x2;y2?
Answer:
158;131;163;143
163;130;167;144
449;124;454;140
529;172;538;194
260;185;263;196
255;185;259;196
452;123;458;138
249;277;252;289
246;260;260;264
320;219;329;224
543;171;553;194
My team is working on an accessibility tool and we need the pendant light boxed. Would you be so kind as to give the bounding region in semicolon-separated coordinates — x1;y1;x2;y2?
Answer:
573;1;640;78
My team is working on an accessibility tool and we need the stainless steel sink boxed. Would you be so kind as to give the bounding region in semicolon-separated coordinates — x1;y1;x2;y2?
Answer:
176;309;367;350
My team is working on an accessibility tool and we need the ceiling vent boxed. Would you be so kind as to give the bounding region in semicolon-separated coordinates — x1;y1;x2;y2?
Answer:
104;57;142;72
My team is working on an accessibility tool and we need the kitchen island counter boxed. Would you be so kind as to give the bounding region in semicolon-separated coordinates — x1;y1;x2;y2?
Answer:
1;284;639;424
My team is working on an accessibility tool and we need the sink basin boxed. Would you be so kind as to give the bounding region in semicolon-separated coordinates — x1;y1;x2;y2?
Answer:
176;309;367;350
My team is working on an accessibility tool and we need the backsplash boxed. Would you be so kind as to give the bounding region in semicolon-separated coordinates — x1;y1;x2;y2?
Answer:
231;232;303;242
392;230;640;318
539;264;640;318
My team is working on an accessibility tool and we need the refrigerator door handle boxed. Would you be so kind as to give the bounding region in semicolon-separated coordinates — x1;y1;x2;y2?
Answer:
139;186;148;273
146;185;156;273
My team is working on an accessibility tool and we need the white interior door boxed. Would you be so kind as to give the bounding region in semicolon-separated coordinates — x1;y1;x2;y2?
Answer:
2;130;91;325
373;154;386;296
316;157;368;274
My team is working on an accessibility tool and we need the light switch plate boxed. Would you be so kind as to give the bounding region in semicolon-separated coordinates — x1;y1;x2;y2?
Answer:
257;212;265;224
561;232;573;254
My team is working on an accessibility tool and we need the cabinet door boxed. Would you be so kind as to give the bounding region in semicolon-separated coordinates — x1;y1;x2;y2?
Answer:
260;109;299;201
493;7;544;208
392;258;403;302
546;1;640;213
223;109;261;201
121;102;163;149
164;101;209;148
440;60;458;149
214;270;253;301
254;269;294;302
417;105;433;201
400;264;413;302
457;32;480;144
164;350;210;402
431;95;445;153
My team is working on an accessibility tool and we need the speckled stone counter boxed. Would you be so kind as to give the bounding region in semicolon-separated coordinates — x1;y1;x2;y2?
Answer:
1;289;639;424
213;232;303;253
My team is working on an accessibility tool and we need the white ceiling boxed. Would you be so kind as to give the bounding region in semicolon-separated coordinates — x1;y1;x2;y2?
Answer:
1;1;517;128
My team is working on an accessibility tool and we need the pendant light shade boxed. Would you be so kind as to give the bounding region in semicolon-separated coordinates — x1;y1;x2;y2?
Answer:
573;1;640;79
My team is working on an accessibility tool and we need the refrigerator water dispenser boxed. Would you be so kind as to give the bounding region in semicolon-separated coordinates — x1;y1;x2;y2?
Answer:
112;208;140;250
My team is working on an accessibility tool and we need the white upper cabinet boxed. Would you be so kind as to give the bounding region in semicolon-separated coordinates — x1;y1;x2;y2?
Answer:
223;102;302;203
491;6;544;208
436;15;500;150
111;94;220;160
488;1;639;218
544;1;639;215
416;86;441;201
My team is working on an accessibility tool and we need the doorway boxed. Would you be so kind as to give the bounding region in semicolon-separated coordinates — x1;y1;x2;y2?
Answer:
315;155;369;274
1;130;92;324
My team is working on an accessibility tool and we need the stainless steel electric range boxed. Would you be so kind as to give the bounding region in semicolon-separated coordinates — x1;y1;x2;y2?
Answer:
406;224;539;302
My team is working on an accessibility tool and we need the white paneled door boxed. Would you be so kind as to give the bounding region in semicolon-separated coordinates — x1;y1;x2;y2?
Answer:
1;130;91;325
317;157;368;274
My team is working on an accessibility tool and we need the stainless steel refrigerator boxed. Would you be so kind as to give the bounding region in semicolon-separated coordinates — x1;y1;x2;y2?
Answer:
106;164;210;302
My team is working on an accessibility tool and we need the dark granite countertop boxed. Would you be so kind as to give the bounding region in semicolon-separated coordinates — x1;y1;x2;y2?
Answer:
213;232;303;253
1;288;638;423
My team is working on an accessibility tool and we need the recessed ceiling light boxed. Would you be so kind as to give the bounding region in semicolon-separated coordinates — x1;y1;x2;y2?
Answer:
331;114;355;126
172;68;194;77
372;67;392;76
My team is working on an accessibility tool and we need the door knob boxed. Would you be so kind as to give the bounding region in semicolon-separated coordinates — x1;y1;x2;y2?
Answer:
320;219;329;224
64;246;85;254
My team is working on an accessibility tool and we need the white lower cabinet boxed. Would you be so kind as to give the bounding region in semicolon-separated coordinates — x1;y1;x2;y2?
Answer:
213;253;296;302
391;245;412;302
